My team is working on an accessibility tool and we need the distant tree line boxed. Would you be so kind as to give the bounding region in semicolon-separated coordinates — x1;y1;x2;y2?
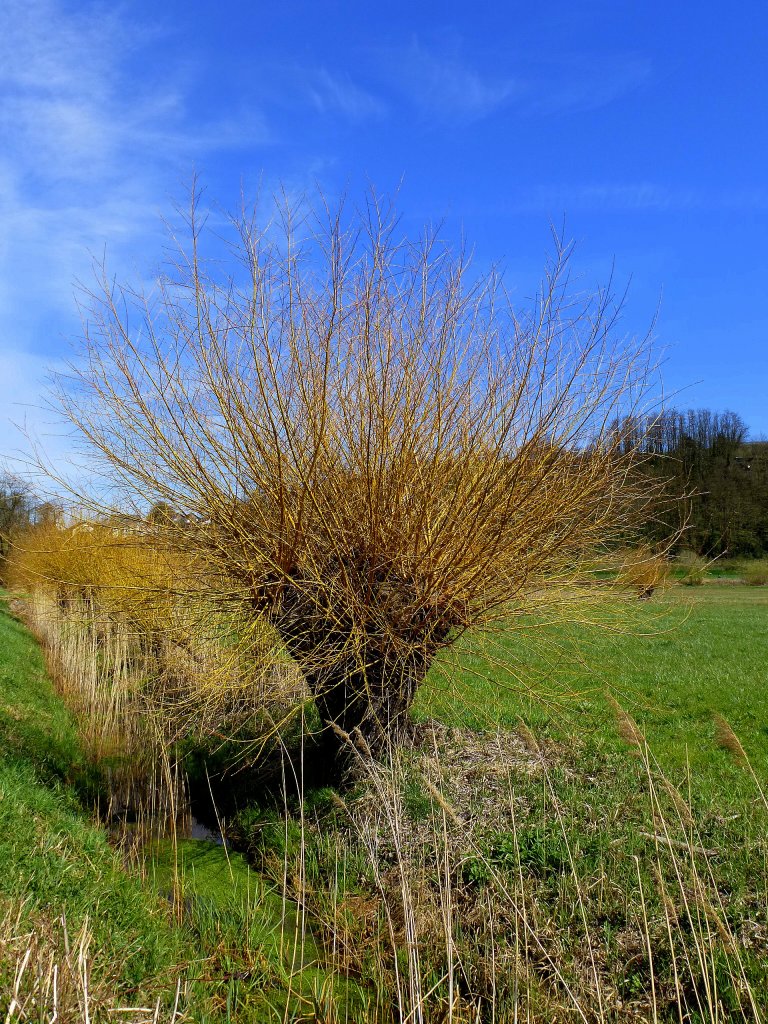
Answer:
616;409;768;557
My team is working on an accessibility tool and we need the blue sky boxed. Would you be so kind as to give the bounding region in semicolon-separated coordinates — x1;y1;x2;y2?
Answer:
2;0;767;467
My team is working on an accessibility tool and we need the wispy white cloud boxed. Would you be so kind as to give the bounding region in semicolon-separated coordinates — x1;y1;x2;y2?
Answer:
525;55;653;116
3;1;170;184
308;69;387;122
377;39;652;125
387;39;521;123
0;0;268;463
513;183;768;214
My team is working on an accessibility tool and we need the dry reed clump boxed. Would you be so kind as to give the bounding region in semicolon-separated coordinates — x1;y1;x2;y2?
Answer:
6;523;304;840
18;586;193;842
0;898;185;1023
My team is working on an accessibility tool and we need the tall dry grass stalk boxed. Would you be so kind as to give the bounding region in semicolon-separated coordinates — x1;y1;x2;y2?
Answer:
261;713;766;1023
714;713;768;812
43;186;673;765
606;692;646;751
0;899;185;1023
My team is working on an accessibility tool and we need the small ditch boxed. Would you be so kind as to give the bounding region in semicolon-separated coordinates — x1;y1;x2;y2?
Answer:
189;815;226;844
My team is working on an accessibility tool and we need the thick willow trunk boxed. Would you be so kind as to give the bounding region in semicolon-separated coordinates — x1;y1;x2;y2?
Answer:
305;656;428;769
262;580;449;775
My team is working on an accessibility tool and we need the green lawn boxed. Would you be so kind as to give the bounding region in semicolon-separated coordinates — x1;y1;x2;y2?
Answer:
417;584;768;796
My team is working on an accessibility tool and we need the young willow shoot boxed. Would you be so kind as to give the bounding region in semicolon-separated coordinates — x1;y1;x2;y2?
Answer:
52;191;662;765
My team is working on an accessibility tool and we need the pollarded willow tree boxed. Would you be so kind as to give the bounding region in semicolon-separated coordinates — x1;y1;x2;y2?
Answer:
53;190;663;764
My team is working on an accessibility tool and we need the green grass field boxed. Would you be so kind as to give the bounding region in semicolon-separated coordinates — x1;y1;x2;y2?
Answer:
410;585;768;1018
418;584;768;795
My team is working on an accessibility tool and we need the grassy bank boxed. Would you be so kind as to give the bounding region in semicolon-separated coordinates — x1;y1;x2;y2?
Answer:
0;595;186;1015
0;596;363;1020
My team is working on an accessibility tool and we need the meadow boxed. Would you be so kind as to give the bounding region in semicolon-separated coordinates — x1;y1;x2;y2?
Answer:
1;577;767;1021
420;583;768;789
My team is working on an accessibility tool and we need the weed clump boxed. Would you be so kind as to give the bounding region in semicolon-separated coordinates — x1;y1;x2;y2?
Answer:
742;560;768;586
676;549;707;585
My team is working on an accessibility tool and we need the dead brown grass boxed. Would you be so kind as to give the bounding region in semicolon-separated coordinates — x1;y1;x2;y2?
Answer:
0;898;185;1023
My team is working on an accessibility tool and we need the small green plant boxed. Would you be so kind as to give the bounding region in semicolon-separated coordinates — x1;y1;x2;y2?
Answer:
490;828;570;877
230;806;304;866
742;560;768;586
403;778;434;822
461;855;491;887
676;549;707;585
